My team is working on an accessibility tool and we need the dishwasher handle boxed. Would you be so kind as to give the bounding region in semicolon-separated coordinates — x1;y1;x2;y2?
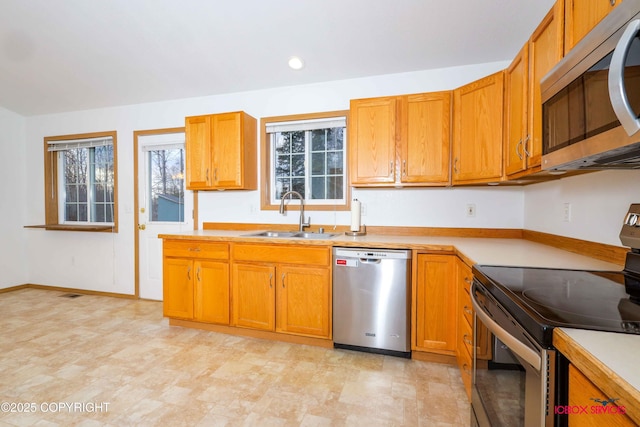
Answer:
359;258;382;264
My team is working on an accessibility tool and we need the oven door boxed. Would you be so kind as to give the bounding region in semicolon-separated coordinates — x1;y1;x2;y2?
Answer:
470;281;556;427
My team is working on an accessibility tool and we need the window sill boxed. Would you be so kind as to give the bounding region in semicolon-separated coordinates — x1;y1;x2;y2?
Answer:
25;224;116;232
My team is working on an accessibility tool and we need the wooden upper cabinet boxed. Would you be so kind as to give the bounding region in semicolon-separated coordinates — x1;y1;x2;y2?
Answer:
401;92;451;184
349;92;451;187
185;111;257;191
528;1;564;170
185;115;212;189
504;2;564;179
504;43;529;177
349;97;397;185
452;71;505;184
565;0;622;54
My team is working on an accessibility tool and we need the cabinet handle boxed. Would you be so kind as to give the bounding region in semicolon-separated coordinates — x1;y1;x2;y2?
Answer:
453;157;459;174
187;266;191;281
402;159;407;177
206;168;209;183
463;305;473;315
281;273;286;288
390;161;394;176
269;273;273;288
464;277;472;285
522;135;531;157
463;334;473;346
462;363;470;374
611;0;616;5
188;247;201;252
214;168;218;182
197;267;201;282
515;139;523;160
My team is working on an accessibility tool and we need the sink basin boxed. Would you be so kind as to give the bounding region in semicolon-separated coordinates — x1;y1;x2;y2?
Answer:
292;232;339;239
244;231;299;238
243;230;338;239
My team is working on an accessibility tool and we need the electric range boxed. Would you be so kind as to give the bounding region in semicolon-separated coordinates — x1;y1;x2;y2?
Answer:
470;203;640;427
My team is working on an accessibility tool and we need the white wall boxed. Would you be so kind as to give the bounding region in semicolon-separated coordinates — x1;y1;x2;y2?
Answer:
0;107;27;289
18;58;640;295
23;61;519;295
524;170;640;247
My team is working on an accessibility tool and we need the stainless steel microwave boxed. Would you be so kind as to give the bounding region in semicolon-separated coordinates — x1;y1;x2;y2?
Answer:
541;0;640;170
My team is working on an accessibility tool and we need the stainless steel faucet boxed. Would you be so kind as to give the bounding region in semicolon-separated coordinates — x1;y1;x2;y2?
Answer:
279;190;310;232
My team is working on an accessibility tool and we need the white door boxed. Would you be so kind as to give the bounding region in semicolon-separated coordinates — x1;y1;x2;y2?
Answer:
137;130;193;300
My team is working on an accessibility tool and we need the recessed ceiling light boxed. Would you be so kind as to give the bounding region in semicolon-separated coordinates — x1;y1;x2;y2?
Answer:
288;56;305;70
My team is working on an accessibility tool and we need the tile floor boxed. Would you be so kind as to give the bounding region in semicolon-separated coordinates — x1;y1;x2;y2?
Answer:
0;288;470;426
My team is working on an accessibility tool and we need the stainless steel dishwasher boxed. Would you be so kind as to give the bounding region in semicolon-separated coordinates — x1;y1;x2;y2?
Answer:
332;247;411;358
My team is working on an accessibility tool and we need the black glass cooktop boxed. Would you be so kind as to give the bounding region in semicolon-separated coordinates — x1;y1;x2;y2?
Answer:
472;265;640;348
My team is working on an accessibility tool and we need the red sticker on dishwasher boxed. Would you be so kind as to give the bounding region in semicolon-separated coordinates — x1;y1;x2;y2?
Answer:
336;259;358;267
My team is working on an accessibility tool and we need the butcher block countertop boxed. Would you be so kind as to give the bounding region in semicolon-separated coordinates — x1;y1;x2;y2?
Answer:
159;229;639;406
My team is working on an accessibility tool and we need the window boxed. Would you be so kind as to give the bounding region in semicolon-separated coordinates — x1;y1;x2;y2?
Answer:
261;111;349;210
44;131;118;231
140;134;186;223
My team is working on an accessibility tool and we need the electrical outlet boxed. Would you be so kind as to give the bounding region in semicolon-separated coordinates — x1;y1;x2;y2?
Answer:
563;203;572;222
466;204;476;217
361;203;367;216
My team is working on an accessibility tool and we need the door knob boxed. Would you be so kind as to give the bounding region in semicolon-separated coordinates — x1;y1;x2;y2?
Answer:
138;224;146;230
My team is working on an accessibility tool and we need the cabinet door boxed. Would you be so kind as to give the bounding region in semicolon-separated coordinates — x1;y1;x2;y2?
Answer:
415;254;457;354
504;43;529;177
565;0;622;54
276;265;330;338
185;115;212;190
349;97;398;185
452;71;505;184
194;260;230;325
568;364;636;426
528;2;564;170
163;258;194;319
401;92;451;184
211;112;241;188
232;263;276;331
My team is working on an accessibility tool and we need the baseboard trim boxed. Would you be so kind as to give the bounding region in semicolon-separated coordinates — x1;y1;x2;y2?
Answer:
0;283;137;299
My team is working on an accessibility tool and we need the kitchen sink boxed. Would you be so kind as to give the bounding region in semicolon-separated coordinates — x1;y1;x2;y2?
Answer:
243;230;338;239
292;232;339;239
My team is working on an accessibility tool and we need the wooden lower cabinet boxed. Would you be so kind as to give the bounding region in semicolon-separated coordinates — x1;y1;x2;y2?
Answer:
163;240;230;324
456;257;491;400
231;263;274;330
414;253;458;355
231;243;332;340
568;364;635;426
276;265;330;337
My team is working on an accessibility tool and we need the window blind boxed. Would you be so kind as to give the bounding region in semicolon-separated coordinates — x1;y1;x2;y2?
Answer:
47;136;113;152
265;117;346;133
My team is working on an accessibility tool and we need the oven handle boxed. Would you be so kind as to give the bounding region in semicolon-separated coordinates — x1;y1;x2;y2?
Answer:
471;288;541;371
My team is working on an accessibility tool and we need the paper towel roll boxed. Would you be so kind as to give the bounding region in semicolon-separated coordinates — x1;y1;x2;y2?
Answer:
350;200;361;232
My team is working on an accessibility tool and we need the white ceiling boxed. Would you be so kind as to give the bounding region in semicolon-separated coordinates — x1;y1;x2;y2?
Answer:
0;0;556;116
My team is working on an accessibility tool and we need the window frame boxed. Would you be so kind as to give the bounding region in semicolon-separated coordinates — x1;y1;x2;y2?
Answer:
260;110;350;211
44;131;118;232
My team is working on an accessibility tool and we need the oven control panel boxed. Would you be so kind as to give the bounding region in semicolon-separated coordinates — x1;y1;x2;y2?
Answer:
620;204;640;249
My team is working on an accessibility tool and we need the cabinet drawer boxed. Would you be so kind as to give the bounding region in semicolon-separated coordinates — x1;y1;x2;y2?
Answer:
459;313;474;356
460;283;474;326
164;240;229;260
232;244;330;266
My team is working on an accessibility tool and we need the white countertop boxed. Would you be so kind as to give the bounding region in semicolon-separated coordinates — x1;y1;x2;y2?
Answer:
160;229;623;271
